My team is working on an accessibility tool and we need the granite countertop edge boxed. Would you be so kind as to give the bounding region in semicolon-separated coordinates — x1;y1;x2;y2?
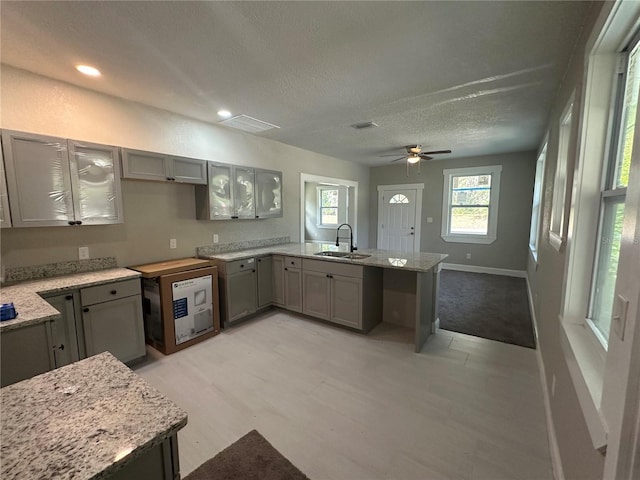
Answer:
199;242;448;273
0;352;188;480
0;268;142;332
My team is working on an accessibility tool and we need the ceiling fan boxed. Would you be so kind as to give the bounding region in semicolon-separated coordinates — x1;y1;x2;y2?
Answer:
380;145;452;164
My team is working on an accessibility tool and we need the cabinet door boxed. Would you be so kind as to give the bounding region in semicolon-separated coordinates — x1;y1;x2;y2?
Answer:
121;148;171;181
2;130;75;227
0;145;12;228
227;269;257;322
171;156;207;184
255;169;282;218
257;256;273;308
0;323;54;387
44;293;80;368
331;275;362;329
302;270;331;320
207;163;234;218
82;295;146;363
272;256;285;306
284;267;303;313
233;166;255;219
68;140;124;225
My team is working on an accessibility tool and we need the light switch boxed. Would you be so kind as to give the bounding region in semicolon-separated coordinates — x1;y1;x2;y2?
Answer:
612;294;629;341
213;234;219;244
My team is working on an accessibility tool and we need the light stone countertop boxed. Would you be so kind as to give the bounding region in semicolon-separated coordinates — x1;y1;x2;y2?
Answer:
0;268;141;332
200;242;448;273
0;352;187;480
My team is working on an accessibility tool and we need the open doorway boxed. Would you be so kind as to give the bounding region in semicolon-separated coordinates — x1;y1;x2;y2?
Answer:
299;173;358;246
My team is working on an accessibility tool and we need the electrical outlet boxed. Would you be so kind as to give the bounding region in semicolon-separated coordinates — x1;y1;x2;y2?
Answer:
78;246;90;260
213;234;219;244
426;217;433;223
551;375;557;397
466;253;471;259
169;238;177;249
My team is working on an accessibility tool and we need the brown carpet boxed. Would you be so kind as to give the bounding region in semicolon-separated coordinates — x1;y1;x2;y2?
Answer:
439;270;536;349
184;430;310;480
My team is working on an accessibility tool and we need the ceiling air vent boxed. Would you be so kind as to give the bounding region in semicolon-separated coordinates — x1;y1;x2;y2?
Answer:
219;114;280;133
350;121;378;130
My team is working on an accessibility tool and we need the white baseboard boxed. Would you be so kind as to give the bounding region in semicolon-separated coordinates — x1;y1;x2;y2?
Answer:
526;275;565;480
441;263;526;278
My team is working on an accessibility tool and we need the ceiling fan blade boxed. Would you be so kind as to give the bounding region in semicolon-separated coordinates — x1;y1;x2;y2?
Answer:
390;156;408;162
418;154;433;161
422;149;452;155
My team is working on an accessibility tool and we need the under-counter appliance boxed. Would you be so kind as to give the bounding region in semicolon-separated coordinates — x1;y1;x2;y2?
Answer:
129;258;220;355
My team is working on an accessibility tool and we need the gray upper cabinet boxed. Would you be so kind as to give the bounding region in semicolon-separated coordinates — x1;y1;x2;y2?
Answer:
196;163;282;221
234;166;255;219
255;169;282;218
171;156;207;184
0;143;12;228
121;148;207;185
68;140;123;225
2;130;123;228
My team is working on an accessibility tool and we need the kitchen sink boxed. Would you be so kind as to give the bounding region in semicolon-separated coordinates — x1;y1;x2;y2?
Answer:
314;251;371;260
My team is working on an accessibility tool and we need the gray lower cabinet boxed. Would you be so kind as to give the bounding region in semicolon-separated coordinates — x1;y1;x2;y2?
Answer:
44;292;81;367
302;270;331;320
301;259;381;332
272;255;303;312
256;256;273;308
215;258;258;325
0;322;54;387
81;279;146;363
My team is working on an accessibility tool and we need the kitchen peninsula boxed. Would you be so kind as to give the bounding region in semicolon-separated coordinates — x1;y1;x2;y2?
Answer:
0;352;187;480
200;243;447;353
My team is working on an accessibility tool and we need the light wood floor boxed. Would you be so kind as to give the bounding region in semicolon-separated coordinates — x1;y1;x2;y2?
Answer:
134;310;552;480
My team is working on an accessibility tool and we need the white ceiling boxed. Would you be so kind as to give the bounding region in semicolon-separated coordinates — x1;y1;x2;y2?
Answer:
1;1;593;167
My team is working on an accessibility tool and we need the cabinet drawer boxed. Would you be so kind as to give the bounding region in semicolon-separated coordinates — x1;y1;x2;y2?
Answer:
81;278;141;306
225;258;256;275
284;257;301;269
302;259;363;278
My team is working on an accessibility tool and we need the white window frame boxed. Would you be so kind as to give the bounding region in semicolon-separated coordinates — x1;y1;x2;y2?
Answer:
316;185;347;228
441;165;502;244
559;1;640;454
549;92;576;252
529;137;548;262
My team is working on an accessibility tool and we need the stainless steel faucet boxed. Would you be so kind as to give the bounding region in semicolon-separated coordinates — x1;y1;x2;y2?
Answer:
336;223;357;252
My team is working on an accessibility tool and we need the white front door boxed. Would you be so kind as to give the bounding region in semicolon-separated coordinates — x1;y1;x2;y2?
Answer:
377;184;423;252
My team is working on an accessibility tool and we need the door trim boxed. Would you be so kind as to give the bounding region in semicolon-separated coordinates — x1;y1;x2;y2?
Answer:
377;183;424;251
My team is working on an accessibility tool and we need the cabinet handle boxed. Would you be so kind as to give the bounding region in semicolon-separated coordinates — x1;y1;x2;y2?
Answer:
65;295;73;301
284;267;288;271
110;290;117;295
252;269;256;273
68;221;75;226
232;216;239;219
240;264;244;268
58;344;65;351
75;221;82;225
83;307;89;313
291;261;295;265
255;216;259;219
258;259;261;262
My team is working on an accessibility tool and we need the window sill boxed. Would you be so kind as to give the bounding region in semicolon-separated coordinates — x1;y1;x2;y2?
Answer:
528;245;538;265
549;231;565;252
559;318;608;452
441;234;496;245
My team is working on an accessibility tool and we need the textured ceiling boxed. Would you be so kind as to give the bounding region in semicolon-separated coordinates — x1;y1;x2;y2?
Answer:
1;1;593;166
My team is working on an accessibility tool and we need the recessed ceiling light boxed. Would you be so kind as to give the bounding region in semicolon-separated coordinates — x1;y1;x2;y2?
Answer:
76;65;101;77
217;110;232;118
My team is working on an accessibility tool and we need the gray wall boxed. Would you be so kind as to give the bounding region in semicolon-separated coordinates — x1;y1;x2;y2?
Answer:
369;151;536;271
526;3;606;479
0;66;370;268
